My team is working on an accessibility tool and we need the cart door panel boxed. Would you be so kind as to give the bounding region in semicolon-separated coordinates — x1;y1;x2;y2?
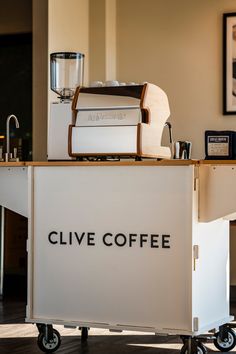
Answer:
29;165;194;333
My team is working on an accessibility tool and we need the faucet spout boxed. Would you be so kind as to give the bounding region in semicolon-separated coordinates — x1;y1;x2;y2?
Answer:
6;114;20;162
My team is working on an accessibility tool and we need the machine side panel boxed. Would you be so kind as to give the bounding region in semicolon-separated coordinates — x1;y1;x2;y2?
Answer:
29;165;194;332
48;102;72;160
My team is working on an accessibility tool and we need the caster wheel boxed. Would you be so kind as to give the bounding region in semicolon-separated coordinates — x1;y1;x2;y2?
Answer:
214;328;236;352
36;324;45;334
180;342;208;354
81;327;88;341
37;328;61;353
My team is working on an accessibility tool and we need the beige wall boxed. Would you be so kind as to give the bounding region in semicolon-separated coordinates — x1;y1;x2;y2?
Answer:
32;0;236;159
32;0;89;160
89;0;117;83
105;0;117;80
89;0;106;82
117;0;236;158
48;0;89;97
0;0;32;35
8;0;236;159
32;0;48;161
48;0;89;150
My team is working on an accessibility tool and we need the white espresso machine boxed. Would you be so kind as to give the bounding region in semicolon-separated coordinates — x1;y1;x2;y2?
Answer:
48;52;84;160
48;52;171;160
70;83;171;159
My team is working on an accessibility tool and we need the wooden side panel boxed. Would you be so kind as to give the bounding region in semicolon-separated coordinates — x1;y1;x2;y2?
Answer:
140;83;171;158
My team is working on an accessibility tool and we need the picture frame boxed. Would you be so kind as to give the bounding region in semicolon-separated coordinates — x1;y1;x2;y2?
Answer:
223;13;236;114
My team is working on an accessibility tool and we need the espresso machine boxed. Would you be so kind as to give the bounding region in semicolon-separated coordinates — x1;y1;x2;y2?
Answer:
48;52;171;160
48;52;84;160
70;84;171;159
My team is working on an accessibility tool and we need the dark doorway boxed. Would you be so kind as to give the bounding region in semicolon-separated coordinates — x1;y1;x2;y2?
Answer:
0;33;32;302
0;33;32;160
3;209;27;300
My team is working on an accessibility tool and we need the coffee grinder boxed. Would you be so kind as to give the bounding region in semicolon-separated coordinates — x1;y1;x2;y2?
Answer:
48;52;84;160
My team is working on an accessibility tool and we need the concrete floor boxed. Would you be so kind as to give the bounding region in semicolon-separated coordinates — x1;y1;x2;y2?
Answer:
1;299;236;354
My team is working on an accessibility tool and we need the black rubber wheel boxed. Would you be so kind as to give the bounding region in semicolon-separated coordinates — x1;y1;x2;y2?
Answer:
37;328;61;353
214;328;236;352
36;324;45;334
81;327;88;341
180;342;208;354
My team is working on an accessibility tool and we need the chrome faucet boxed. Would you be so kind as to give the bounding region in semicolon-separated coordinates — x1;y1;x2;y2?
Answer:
5;114;20;162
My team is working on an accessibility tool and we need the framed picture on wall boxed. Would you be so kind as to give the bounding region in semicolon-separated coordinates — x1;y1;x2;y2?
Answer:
223;13;236;114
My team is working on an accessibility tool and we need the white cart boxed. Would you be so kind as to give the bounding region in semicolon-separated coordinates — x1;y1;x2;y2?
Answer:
22;160;235;353
0;161;235;353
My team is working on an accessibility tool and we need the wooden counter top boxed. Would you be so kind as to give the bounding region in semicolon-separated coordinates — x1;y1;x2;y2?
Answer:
0;160;198;167
0;162;26;167
200;160;236;165
1;159;236;167
24;159;198;166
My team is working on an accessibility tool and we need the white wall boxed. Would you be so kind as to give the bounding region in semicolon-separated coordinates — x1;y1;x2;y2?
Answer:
116;0;236;158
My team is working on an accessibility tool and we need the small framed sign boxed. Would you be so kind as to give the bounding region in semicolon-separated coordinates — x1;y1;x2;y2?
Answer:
205;130;236;159
223;13;236;114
